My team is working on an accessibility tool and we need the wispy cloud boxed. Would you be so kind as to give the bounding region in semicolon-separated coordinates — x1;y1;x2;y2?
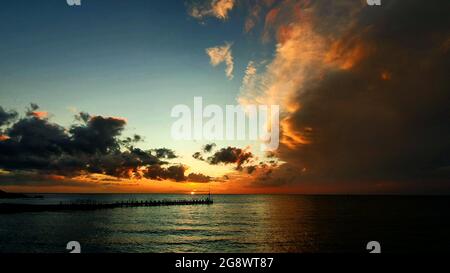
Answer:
242;61;257;85
206;42;234;80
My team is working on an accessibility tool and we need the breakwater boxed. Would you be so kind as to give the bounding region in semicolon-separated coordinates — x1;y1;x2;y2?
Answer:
0;198;213;214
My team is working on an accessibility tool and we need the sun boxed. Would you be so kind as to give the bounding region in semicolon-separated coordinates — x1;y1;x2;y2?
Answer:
190;191;196;195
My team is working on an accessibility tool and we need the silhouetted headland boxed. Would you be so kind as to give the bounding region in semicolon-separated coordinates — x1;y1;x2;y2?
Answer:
0;189;42;199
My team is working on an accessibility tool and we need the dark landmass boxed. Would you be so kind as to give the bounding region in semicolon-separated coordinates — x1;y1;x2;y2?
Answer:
0;189;43;199
0;189;29;199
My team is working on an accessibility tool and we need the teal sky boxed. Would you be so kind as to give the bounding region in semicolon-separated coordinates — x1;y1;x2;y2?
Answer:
0;0;273;164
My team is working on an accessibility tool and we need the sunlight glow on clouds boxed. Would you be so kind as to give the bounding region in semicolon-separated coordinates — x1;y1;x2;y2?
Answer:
206;42;234;80
189;0;235;20
1;0;449;194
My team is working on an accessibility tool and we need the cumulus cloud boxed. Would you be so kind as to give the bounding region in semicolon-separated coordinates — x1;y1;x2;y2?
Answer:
238;0;450;192
0;106;18;127
144;165;212;183
0;106;17;140
0;105;210;184
144;165;187;182
207;147;253;170
206;42;234;79
202;143;216;153
189;0;235;21
193;146;254;170
150;148;177;159
70;114;127;155
192;144;280;178
187;172;212;183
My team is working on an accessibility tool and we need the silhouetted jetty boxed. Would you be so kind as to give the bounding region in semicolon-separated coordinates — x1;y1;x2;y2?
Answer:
0;198;213;214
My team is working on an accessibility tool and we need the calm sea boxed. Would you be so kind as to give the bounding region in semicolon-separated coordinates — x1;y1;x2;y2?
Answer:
0;194;449;253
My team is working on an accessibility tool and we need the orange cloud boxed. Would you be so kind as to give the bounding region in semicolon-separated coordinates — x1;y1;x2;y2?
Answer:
242;61;257;85
30;111;48;119
212;0;235;19
239;1;367;149
240;10;326;111
90;115;128;124
280;116;310;149
262;7;281;42
206;42;234;79
265;7;280;26
324;37;369;70
189;0;235;21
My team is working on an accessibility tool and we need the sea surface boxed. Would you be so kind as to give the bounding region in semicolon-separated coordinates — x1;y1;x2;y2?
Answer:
0;194;449;253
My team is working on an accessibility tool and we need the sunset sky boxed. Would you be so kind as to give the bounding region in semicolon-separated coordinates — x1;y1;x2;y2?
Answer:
0;0;449;194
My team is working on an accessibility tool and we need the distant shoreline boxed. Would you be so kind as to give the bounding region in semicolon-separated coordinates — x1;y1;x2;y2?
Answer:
2;191;450;197
0;190;42;199
2;189;450;197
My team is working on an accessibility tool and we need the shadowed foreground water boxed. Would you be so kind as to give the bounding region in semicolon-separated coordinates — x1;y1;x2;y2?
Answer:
0;194;449;253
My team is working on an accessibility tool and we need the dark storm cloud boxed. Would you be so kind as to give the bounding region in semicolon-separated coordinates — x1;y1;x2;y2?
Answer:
70;115;127;154
187;173;211;183
192;143;217;161
246;165;257;174
75;111;91;123
192;151;204;161
82;148;161;178
143;165;212;183
208;147;253;169
275;0;450;189
150;148;177;159
144;164;187;182
0;106;209;183
192;145;275;174
120;134;143;148
26;103;39;115
0;106;18;128
2;115;70;167
198;146;254;170
202;143;216;153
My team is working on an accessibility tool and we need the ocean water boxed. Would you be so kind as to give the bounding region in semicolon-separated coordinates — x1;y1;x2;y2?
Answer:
0;194;449;253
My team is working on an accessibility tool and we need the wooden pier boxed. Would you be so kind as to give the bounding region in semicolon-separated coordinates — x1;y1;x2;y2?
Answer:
0;198;213;214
